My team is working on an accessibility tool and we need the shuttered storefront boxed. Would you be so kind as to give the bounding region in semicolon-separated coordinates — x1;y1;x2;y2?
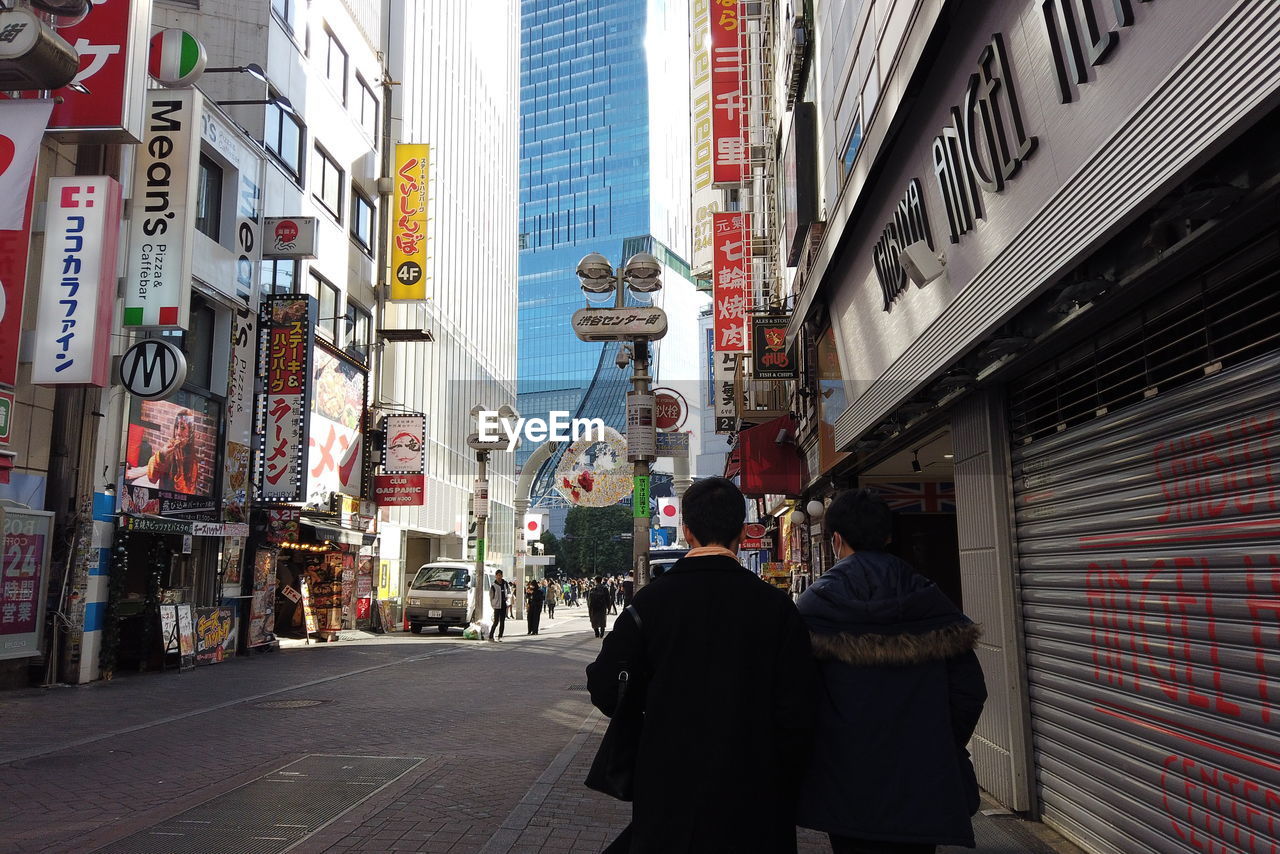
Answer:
1008;242;1280;853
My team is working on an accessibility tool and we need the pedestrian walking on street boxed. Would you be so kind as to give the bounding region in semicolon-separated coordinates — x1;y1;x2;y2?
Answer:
622;571;635;607
607;577;619;615
587;578;611;638
586;477;816;853
526;581;545;635
488;570;508;641
544;579;558;619
796;489;987;854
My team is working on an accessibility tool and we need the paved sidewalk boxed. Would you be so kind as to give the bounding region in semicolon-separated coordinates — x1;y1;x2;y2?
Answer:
0;606;1079;854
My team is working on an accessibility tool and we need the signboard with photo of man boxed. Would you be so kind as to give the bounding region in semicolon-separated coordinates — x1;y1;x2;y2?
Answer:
120;392;220;519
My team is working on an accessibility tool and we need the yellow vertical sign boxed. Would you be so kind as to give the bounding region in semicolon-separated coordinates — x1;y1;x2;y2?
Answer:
390;143;430;300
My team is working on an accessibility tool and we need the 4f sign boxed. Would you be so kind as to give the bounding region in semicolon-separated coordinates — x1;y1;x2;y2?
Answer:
119;339;188;400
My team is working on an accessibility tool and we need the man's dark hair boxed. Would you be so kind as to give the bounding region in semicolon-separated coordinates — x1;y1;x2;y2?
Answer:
682;477;746;546
824;488;893;551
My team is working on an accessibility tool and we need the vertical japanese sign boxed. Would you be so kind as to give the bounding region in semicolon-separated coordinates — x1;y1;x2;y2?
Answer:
390;144;429;301
29;0;151;141
713;211;750;352
1;509;53;661
223;307;256;521
257;295;316;502
123;89;202;330
689;0;720;278
32;177;122;387
714;350;739;433
710;0;746;185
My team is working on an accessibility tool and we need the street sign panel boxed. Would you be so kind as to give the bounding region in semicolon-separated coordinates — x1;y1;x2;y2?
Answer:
571;307;668;341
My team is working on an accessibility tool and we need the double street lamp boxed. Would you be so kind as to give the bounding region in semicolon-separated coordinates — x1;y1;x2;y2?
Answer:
573;252;667;590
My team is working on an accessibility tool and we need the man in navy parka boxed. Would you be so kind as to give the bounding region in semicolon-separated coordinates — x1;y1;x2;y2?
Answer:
796;489;988;854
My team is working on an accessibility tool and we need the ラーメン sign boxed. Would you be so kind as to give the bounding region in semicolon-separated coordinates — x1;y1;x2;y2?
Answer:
258;295;316;502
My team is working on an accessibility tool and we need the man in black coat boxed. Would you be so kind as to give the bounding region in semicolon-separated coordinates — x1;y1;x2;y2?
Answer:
587;477;816;853
796;489;987;854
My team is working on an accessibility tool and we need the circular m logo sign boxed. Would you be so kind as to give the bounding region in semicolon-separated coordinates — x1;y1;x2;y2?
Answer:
119;339;188;400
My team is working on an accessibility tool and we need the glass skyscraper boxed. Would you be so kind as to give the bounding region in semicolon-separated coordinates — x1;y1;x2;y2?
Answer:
518;0;651;454
518;0;702;515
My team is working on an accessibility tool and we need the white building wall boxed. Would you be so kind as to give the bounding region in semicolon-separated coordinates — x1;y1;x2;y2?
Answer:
381;0;520;568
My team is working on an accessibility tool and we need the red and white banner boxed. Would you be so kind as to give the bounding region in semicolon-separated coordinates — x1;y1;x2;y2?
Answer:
710;0;746;185
523;513;545;539
32;177;122;387
0;101;51;388
372;474;425;506
0;100;53;230
656;498;681;529
713;211;750;352
307;347;366;502
383;413;426;474
36;0;151;140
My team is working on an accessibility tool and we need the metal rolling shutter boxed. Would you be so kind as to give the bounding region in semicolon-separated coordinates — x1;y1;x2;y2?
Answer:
1008;261;1280;853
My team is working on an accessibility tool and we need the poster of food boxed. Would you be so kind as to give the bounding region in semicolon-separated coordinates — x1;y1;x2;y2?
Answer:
176;603;196;669
247;549;278;647
305;554;345;634
221;537;245;585
121;392;221;519
266;507;301;544
194;607;237;665
307;346;366;504
159;604;179;653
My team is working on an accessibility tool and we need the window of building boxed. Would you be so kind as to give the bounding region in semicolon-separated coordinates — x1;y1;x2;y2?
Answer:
195;155;223;242
313;272;340;339
351;190;375;252
357;74;379;139
840;114;863;182
345;301;372;362
313;145;344;221
265;101;304;179
271;0;299;32
160;297;216;392
261;259;298;296
324;28;348;103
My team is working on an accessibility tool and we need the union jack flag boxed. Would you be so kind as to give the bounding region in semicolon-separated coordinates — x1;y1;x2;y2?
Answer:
873;482;956;513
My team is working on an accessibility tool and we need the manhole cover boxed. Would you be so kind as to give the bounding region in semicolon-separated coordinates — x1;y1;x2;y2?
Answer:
254;699;329;709
566;684;588;691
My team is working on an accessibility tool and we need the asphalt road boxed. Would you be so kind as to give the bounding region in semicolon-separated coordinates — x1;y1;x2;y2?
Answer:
0;605;1077;854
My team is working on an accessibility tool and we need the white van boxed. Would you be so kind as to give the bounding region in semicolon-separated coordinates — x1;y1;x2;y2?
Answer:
405;561;499;634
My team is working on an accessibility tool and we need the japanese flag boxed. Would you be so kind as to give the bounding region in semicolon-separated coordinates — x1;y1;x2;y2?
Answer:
0;100;54;231
524;513;545;540
657;498;681;528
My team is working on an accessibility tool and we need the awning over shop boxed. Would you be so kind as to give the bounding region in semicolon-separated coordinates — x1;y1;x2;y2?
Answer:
300;517;376;547
738;415;805;498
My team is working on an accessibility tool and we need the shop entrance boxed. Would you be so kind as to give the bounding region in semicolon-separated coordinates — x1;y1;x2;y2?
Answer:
859;431;962;609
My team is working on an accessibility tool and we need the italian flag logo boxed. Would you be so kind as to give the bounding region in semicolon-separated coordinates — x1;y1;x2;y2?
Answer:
148;30;207;89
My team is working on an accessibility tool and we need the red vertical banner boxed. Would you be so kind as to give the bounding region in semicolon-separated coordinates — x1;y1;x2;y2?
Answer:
0;182;37;388
713;212;750;352
710;0;747;185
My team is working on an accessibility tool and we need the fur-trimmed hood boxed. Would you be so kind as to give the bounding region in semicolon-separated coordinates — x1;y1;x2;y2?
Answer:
809;620;981;667
798;551;979;665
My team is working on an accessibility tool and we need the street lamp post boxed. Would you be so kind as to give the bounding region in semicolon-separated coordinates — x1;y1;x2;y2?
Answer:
467;404;519;628
573;252;666;591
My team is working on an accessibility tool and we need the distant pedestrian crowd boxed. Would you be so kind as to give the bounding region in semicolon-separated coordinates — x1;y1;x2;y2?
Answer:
484;571;634;641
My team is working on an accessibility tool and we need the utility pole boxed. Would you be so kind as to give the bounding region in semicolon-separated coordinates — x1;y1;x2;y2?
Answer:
630;340;653;589
470;450;489;626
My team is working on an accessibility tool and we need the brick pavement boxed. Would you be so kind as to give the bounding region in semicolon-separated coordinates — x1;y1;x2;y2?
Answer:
0;604;1079;854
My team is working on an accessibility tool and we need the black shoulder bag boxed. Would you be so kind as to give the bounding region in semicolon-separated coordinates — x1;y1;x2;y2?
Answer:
585;604;645;801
